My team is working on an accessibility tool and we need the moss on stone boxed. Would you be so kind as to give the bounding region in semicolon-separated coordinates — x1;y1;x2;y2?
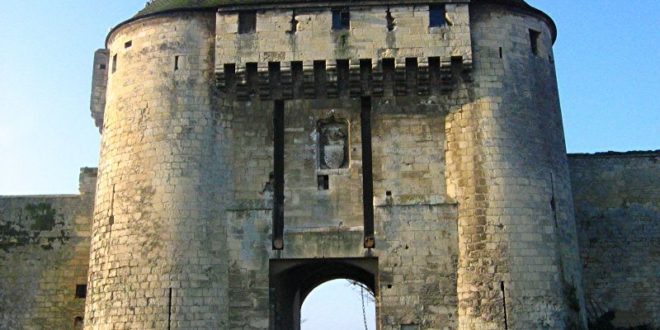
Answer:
25;203;57;231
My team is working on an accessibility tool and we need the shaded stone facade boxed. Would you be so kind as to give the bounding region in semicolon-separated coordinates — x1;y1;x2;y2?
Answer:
0;1;657;329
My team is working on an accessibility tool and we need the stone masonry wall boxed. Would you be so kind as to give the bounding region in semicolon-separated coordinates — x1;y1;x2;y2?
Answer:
215;4;472;70
220;94;461;329
0;168;96;329
445;4;586;329
86;12;230;329
570;152;659;328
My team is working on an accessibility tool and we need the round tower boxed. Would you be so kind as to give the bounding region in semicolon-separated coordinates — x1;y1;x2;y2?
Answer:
85;12;229;328
446;1;587;328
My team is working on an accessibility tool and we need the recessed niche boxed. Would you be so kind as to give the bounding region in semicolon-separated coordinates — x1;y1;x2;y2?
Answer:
529;29;541;55
317;175;330;190
429;5;446;27
238;11;256;34
332;8;350;30
75;284;87;298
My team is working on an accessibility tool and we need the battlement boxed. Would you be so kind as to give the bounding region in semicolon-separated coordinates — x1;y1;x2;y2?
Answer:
217;56;472;100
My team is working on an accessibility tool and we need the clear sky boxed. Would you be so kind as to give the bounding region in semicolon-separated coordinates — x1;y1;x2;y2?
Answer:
0;1;658;328
0;1;658;195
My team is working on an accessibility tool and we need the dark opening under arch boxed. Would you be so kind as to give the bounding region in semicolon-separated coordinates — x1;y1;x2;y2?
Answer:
269;257;378;330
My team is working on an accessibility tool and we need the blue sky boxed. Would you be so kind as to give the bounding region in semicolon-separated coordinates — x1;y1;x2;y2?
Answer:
0;1;658;328
0;1;658;195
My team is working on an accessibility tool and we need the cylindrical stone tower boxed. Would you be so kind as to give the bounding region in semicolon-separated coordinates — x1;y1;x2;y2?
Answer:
446;1;587;329
85;13;230;328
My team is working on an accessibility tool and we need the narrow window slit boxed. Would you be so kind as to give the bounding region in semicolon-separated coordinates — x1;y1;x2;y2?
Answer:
167;288;173;330
112;54;117;73
174;56;179;71
529;29;541;55
124;40;132;48
361;96;374;248
550;172;559;228
499;47;503;59
273;100;285;250
109;184;115;225
501;281;509;330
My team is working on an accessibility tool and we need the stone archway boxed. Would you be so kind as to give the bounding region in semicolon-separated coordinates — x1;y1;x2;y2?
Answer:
269;258;378;330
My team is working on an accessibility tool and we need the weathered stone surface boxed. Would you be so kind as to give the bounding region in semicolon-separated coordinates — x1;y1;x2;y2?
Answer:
0;2;657;330
0;168;95;329
571;152;660;328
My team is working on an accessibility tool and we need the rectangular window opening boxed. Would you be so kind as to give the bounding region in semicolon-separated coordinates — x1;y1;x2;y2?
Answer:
317;175;330;190
75;284;87;299
332;8;350;30
238;11;257;34
529;29;541;55
99;64;106;70
112;54;117;73
174;56;179;71
429;5;446;27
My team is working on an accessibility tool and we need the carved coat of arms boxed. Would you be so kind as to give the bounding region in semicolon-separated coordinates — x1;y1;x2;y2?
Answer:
319;122;348;169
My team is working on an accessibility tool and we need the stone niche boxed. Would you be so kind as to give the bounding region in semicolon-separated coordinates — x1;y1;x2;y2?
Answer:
317;117;349;170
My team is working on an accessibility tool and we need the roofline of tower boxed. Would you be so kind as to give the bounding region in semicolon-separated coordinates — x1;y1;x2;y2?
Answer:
106;0;556;47
474;1;557;42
